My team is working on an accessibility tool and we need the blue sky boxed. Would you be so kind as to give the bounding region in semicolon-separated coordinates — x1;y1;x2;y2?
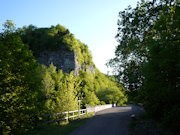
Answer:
0;0;139;74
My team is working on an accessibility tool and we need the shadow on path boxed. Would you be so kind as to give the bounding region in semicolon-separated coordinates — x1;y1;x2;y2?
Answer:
68;105;144;135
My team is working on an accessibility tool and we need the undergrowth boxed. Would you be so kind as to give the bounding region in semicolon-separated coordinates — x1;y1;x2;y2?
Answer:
129;114;174;135
25;112;95;135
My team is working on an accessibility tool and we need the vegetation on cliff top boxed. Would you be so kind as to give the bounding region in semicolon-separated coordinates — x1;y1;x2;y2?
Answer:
20;24;93;66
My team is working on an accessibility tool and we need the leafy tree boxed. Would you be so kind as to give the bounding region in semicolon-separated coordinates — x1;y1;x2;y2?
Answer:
40;64;56;113
107;0;159;99
108;0;180;133
40;63;80;113
97;86;127;106
78;68;127;106
58;72;79;111
79;70;95;92
0;20;45;134
82;87;100;106
140;2;180;132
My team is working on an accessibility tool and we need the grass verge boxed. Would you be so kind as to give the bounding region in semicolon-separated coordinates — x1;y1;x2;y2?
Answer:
25;112;95;135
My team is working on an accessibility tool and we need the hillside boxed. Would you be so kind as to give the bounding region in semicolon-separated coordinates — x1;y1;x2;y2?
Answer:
0;21;127;134
20;24;94;75
20;24;128;106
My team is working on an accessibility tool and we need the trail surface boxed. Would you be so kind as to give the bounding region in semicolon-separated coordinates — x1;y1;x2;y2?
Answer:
68;105;143;135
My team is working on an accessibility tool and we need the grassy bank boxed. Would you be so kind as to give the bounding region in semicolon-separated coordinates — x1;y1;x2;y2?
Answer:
25;112;95;135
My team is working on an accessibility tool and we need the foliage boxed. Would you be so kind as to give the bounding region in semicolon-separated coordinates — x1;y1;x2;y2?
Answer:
25;112;95;135
79;69;127;106
82;88;100;105
108;0;180;133
40;63;80;114
20;22;127;108
0;20;45;135
0;20;128;134
130;113;174;135
97;86;127;106
20;24;93;66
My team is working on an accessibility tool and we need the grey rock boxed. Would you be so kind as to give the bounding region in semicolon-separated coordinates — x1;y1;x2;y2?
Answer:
37;48;95;76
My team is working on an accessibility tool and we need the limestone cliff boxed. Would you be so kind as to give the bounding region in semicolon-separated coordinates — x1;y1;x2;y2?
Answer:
37;48;95;76
21;24;95;75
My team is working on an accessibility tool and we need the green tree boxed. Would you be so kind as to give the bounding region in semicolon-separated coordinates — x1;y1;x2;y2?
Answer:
79;70;95;93
40;63;80;113
97;86;127;106
59;72;79;111
0;20;45;134
82;87;100;106
140;2;180;132
40;64;56;113
108;0;180;133
107;0;158;100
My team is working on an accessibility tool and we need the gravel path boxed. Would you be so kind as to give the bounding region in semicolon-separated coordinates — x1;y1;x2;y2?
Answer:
68;105;143;135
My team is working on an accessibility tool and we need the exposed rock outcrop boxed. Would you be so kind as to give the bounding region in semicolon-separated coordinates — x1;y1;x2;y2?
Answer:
37;48;95;76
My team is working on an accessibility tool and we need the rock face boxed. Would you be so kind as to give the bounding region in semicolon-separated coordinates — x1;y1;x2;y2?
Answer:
37;48;95;76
